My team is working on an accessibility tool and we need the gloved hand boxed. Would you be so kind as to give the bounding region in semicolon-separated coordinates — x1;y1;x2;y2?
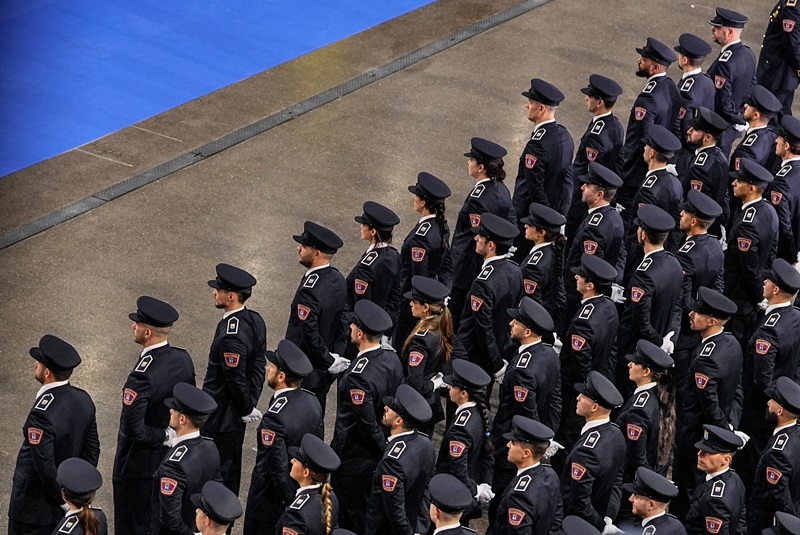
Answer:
612;203;625;214
733;123;748;133
602;516;625;535
431;372;445;391
719;226;728;250
505;245;518;259
559;224;566;235
757;299;769;311
610;283;626;304
163;426;177;447
733;429;751;448
475;483;495;505
494;360;508;384
543;439;564;461
328;353;351;375
60;503;70;512
661;331;675;355
552;334;563;355
665;163;678;176
241;408;263;424
380;335;393;350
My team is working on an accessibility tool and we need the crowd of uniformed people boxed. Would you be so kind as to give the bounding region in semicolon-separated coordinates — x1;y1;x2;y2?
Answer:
9;3;800;535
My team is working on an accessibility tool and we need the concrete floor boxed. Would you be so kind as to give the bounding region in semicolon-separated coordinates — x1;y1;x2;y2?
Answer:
0;0;782;531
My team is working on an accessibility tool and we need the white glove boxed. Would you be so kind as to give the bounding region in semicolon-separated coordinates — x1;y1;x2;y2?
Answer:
733;123;748;133
430;372;445;390
757;299;768;311
610;283;626;304
733;429;751;448
719;226;727;250
602;516;625;535
163;427;177;447
60;503;70;512
660;331;675;355
665;163;678;176
327;353;351;374
380;335;393;350
552;334;563;355
505;245;518;259
494;360;508;384
612;203;625;214
241;408;263;424
475;483;495;505
543;439;564;461
559;224;566;235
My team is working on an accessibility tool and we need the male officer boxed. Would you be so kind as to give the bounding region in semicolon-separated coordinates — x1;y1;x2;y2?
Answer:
114;296;195;535
707;7;757;156
734;260;800;496
427;474;475;535
673;33;715;145
724;159;778;351
561;371;626;532
9;335;100;535
757;0;800;122
148;383;221;535
617;37;679;221
331;299;403;533
673;191;724;409
202;263;267;497
364;385;435;535
286;221;349;412
488;416;562;535
672;287;742;520
192;481;243;535
771;116;800;264
766;513;800;535
685;425;747;535
749;377;800;534
565;74;625;241
244;340;323;535
512;78;574;230
457;213;523;389
623;467;685;534
729;85;782;173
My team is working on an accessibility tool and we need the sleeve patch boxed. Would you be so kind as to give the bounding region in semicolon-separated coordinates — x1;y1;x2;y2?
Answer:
635;107;647;121
523;279;538;295
470;295;484;312
571;463;587;480
297;304;311;321
695;373;710;389
586;147;599;161
449;440;467;458
123;388;138;406
27;427;44;445
767;467;783;485
408;351;424;367
784;19;796;31
469;214;481;228
160;477;178;496
690;180;704;191
571;335;586;351
678;106;687;119
631;287;645;302
771;191;784;205
223;352;240;367
525;154;538;168
734;157;741;170
714;75;726;89
737;237;752;252
382;474;398;492
627;424;643;441
706;517;723;534
35;393;54;411
354;279;369;295
411;247;426;262
755;339;772;355
583;241;598;254
261;429;276;446
349;389;366;405
508;508;526;526
283;529;298;535
226;316;239;335
514;386;529;402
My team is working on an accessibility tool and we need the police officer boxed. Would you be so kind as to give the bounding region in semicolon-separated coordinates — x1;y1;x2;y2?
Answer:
729;85;782;174
192;481;243;535
671;287;742;520
561;371;626;532
757;0;800;123
395;172;454;350
244;340;323;535
364;385;436;535
331;300;403;533
114;296;195;535
54;458;107;535
707;7;757;156
749;377;800;534
488;416;562;535
673;33;715;149
565;74;625;241
617;37;679;220
427;474;475;535
734;259;800;497
623;467;684;534
202;263;267;497
286;222;348;412
684;425;746;535
771;116;800;264
437;359;493;525
450;137;516;327
724;159;778;351
9;335;100;535
520;203;567;340
512;78;574;230
147;383;221;535
456;213;523;390
276;433;341;535
562;516;601;535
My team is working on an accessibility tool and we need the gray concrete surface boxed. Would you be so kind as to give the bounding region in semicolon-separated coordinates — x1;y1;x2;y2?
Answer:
0;0;782;531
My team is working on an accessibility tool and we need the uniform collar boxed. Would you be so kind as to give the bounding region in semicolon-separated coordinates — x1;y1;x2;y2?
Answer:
587;203;609;214
533;118;556;133
455;401;477;414
765;301;792;315
304;264;330;277
782;156;800;164
592;111;612;121
433;523;464;535
682;67;702;79
223;306;245;319
720;39;741;53
475;178;493;186
141;340;169;358
580;417;610;435
746;124;768;135
172;430;201;446
645;165;667;177
419;214;437;223
356;345;382;358
389;429;415;442
643;247;664;259
642;510;666;526
774;421;798;435
742;197;762;210
36;380;69;400
518;340;541;352
365;243;389;253
529;241;553;256
634;382;657;394
646;72;666;84
481;255;507;269
273;387;298;397
296;483;322;496
516;461;540;476
581;294;604;304
706;467;729;481
695;144;716;155
701;330;724;343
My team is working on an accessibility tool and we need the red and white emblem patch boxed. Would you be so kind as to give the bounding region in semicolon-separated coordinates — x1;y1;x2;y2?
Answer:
354;279;368;295
283;529;298;535
706;517;723;534
514;386;528;402
160;477;178;496
737;237;752;252
631;287;645;303
678;106;687;119
508;508;526;526
469;213;481;227
525;154;537;169
627;424;643;441
224;352;240;368
123;388;138;406
695;373;710;389
635;107;647;121
571;463;587;480
27;427;43;445
523;279;538;295
449;440;466;458
297;304;311;321
583;241;598;254
714;75;726;89
411;247;426;262
408;351;424;367
771;191;784;205
586;147;599;161
784;19;796;32
261;429;276;446
755;339;772;355
382;474;398;492
470;295;484;312
350;389;366;405
571;335;586;351
690;180;703;191
767;467;783;485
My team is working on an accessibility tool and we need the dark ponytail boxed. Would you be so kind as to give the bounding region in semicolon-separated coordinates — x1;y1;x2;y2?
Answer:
428;199;451;251
543;228;567;282
63;490;100;535
484;159;506;182
469;388;494;455
652;369;676;466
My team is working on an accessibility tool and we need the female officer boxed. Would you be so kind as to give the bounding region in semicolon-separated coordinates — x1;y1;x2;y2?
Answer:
277;433;341;535
53;458;107;535
449;138;516;328
394;172;453;351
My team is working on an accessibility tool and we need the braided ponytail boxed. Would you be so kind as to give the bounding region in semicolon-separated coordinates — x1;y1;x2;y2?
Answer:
653;369;676;466
470;389;494;454
429;199;451;250
320;482;334;535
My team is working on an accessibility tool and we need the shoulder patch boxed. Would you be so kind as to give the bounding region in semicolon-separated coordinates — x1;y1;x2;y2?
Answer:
773;432;789;451
123;388;138;406
27;427;44;445
58;516;79;534
509;508;526;526
454;410;471;427
516;351;532;368
160;477;178;496
354;279;369;295
690;179;704;191
579;303;594;320
755;339;772;355
719;50;732;62
694;152;708;166
411;247;426;262
416;221;431;237
777;165;791;177
571;462;588;480
514;386;529;402
766;313;781;327
680;77;695;92
514;474;532;492
290;493;310;510
635;107;647;121
532;128;545;141
361;251;379;266
631;287;645;303
470;184;485;198
349;389;365;405
408;351;424;367
527;250;543;265
637;257;653;271
297;304;311;321
414;329;428;337
742;133;757;147
767;466;783;485
695;373;710;389
469;213;481;228
583;430;601;449
283;529;298;535
135;355;153;373
583;240;598;254
643;526;657;535
226;316;239;334
588;212;603;226
591;120;605;135
382;474;399;492
710;479;725;498
223;352;240;368
642;175;657;188
571;335;586;351
477;265;494;280
715;74;727;89
627;424;643;441
261;428;276;446
352;357;368;374
771;190;784;205
35;393;54;411
743;206;756;223
169;445;188;462
678;240;695;253
643;80;656;94
525;154;538;169
388;440;407;459
737;237;752;252
586;147;599;161
706;517;723;534
470;295;484;312
268;396;288;414
449;440;467;458
523;279;538;295
700;341;716;357
303;273;319;289
633;391;650;408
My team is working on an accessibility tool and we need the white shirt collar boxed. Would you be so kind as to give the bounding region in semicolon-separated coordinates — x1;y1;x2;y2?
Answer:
433;523;464;535
475;178;493;186
533;118;556;132
642;510;667;526
272;387;297;397
518;340;541;352
455;401;477;414
357;345;382;357
774;421;798;435
481;255;506;269
296;483;322;496
634;382;657;394
529;241;553;255
172;430;201;447
721;39;741;53
765;301;792;315
643;247;664;259
580;417;610;436
140;340;169;358
516;461;541;476
783;156;800;164
746;124;768;135
36;380;69;400
682;67;702;79
701;330;724;343
389;430;415;442
742;197;762;209
645;165;667;177
695;144;717;155
587;203;609;214
646;73;667;84
64;509;81;517
580;294;604;304
592;111;612;121
223;306;245;319
419;214;436;223
706;467;730;481
305;264;330;277
365;242;389;254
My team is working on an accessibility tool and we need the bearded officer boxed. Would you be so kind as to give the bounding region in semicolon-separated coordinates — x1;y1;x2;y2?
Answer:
673;33;715;147
729;85;782;174
623;467;685;534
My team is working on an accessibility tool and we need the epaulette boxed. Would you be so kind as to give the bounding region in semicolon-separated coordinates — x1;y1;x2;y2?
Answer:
514;474;531;492
678;240;695;253
169;445;188;462
303;273;319;289
527;250;543;265
680;77;695;92
710;479;725;498
579;303;594;320
789;0;797;7
588;212;603;226
135;355;153;373
532;128;545;141
633;391;650;408
361;251;379;266
470;184;485;198
269;396;288;414
516;351;532;368
777;165;791;177
227;316;239;335
35;393;54;411
700;341;716;357
637;257;652;271
58;516;79;534
694;152;708;166
416;222;431;237
352;357;368;374
642;175;657;188
414;329;428;337
774;432;789;451
454;410;471;427
590;120;605;135
289;494;310;510
388;440;406;459
742;133;757;147
719;50;732;62
477;265;494;280
642;80;656;94
743;206;756;223
583;430;600;449
766;313;781;327
643;525;657;535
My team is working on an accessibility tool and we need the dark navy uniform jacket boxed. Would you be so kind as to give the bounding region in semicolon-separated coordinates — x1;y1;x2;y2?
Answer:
488;464;563;535
566;205;626;281
513;120;575;217
147;434;221;535
730;126;779;174
749;423;800;534
451;179;517;291
436;403;492;500
9;383;100;527
457;258;524;374
521;243;566;335
275;485;340;535
202;308;267;433
403;329;447;425
637;514;688;535
768;159;800;263
616;386;663;484
346;245;402;325
114;343;195;480
363;431;435;535
683;146;730;234
51;509;108;535
628;168;684;251
685;469;747;535
676;71;716;139
560;420;626;531
757;0;800;95
285;265;347;390
674;234;725;351
723;199;778;314
331;347;403;475
707;41;757;128
399;216;453;292
562;295;619;384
